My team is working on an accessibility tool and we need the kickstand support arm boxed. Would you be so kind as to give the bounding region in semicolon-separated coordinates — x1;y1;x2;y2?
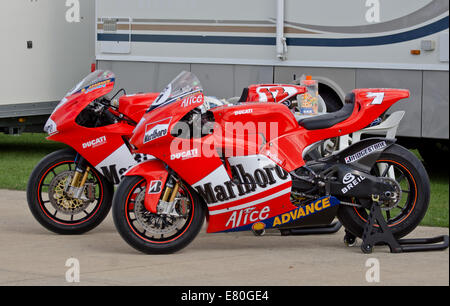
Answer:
361;195;449;254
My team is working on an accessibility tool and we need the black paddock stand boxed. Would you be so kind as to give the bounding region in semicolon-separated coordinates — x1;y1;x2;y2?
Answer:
279;221;342;236
359;195;449;254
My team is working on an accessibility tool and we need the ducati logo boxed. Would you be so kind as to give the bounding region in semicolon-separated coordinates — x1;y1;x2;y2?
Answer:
171;149;198;160
234;109;253;116
265;150;282;165
143;117;172;143
82;136;107;149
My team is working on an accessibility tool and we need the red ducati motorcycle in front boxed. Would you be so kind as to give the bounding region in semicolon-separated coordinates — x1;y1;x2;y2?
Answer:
112;71;445;254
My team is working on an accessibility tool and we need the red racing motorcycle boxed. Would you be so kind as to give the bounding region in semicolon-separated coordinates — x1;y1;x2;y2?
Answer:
111;71;433;254
27;70;158;234
26;70;297;235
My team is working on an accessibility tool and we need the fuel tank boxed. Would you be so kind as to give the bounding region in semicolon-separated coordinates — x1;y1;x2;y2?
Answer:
118;93;159;123
210;103;299;156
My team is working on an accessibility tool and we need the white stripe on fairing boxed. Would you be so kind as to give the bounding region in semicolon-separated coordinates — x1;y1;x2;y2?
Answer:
192;155;292;208
192;165;231;187
95;144;136;170
209;187;291;216
206;179;289;209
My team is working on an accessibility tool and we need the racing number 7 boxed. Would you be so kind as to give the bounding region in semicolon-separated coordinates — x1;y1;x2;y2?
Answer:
367;92;385;105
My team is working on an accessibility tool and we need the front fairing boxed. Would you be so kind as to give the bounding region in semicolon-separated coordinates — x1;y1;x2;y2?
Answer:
130;90;205;152
44;70;115;136
130;71;205;152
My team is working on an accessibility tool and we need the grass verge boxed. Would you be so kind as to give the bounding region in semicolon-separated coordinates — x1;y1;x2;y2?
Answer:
0;133;448;227
0;133;66;190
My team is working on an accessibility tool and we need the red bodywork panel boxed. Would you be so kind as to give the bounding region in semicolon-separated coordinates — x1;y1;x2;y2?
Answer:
244;84;306;103
264;88;411;172
210;103;298;162
124;159;169;213
119;93;159;123
130;92;225;186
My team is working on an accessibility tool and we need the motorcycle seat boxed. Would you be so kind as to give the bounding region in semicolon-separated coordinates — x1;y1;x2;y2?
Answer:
298;93;355;130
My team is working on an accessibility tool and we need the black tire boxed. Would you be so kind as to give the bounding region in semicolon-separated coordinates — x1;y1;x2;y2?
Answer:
337;144;430;239
27;148;114;235
112;176;205;254
319;85;342;113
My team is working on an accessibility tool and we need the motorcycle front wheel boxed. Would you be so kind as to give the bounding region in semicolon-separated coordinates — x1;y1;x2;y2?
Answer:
27;148;114;234
112;176;205;254
338;144;430;239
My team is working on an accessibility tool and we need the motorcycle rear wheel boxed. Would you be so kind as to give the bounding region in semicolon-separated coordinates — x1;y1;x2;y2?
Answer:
337;144;430;239
27;148;114;235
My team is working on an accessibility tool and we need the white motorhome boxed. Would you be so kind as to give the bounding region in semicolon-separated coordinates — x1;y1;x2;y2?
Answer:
95;0;449;160
0;0;95;134
1;0;448;162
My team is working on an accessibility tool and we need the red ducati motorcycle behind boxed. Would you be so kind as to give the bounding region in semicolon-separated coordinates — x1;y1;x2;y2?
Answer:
112;71;433;254
27;70;157;234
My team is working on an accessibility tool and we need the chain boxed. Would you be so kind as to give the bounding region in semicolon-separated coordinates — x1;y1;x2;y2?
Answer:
339;200;362;208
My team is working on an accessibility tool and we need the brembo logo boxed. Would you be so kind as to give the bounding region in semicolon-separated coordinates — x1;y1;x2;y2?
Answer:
195;164;289;205
82;136;107;149
143;117;172;143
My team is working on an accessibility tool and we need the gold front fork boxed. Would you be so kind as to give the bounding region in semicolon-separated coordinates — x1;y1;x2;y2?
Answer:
168;181;180;203
161;180;180;203
70;166;91;188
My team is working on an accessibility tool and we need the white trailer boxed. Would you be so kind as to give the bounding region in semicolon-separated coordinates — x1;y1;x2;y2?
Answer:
95;0;449;154
1;0;447;162
0;0;95;134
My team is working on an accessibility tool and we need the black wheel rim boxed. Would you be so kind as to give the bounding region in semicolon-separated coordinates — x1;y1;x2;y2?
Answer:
37;160;104;225
353;159;418;227
125;180;195;243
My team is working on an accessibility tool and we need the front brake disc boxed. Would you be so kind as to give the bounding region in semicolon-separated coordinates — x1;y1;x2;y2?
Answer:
134;190;188;237
48;171;91;215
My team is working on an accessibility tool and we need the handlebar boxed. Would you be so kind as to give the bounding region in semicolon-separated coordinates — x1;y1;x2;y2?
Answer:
103;108;119;124
95;97;137;126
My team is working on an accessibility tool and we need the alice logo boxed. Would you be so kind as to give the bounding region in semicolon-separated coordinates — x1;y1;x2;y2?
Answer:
66;0;80;23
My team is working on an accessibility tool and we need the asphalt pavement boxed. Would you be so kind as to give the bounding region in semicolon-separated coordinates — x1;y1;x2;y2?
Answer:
0;189;448;286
